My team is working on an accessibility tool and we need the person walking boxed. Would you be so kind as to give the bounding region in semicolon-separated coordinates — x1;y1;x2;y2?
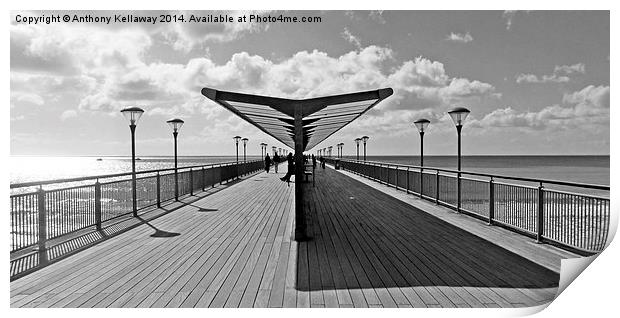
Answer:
264;153;271;173
273;152;280;174
312;154;317;170
280;153;295;186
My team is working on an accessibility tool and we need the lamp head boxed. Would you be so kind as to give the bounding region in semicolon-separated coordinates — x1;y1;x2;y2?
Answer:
448;107;471;127
166;118;184;133
120;106;145;125
413;118;431;133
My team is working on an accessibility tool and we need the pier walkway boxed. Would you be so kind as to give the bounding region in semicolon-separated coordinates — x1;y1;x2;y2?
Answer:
10;163;576;308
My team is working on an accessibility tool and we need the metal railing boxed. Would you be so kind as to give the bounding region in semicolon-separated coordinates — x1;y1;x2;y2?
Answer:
10;160;263;255
327;158;610;254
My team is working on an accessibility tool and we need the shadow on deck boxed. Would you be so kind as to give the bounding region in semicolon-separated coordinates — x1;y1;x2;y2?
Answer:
298;166;559;307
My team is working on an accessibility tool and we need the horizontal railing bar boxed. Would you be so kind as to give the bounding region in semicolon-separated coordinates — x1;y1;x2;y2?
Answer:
493;181;540;191
338;159;609;190
542;188;610;201
10;160;260;189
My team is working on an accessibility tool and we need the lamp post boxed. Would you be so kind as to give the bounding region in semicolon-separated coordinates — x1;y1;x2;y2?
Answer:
413;119;430;166
166;118;184;201
361;136;369;161
242;138;248;161
120;106;145;217
448;107;471;213
234;136;242;179
354;138;361;160
414;119;430;199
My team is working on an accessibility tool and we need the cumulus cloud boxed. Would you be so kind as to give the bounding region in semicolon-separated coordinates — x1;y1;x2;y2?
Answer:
516;63;585;84
473;85;609;130
54;43;496;119
445;32;473;43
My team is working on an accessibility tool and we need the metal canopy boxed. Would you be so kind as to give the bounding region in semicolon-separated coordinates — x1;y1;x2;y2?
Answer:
201;87;393;151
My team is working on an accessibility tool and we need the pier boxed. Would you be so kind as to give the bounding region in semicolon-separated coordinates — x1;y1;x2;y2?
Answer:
11;163;579;308
9;88;610;308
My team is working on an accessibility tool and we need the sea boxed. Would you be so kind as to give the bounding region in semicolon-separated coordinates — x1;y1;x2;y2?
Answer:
10;155;610;187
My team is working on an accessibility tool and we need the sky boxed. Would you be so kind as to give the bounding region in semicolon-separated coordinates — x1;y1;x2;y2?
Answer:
9;10;610;156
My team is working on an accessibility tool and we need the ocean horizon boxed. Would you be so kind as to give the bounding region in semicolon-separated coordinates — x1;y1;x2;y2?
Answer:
10;154;610;186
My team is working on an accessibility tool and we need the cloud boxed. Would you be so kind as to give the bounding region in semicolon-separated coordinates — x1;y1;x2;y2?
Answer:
445;32;473;43
516;63;585;84
68;45;495;126
554;63;585;75
11;92;44;106
70;46;496;121
11;17;497;135
368;11;386;24
516;73;570;84
341;27;362;49
60;110;77;120
473;85;609;130
562;85;609;113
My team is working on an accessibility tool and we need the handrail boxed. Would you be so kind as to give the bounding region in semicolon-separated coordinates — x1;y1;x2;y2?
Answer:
10;159;265;261
331;158;609;191
10;159;262;189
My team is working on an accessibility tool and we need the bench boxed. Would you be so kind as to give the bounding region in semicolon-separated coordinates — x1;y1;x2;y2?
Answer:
304;167;315;187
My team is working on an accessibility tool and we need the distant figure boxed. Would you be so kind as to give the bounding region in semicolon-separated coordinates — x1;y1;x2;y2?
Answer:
273;153;280;174
312;154;317;170
280;153;295;186
264;154;271;173
320;156;325;169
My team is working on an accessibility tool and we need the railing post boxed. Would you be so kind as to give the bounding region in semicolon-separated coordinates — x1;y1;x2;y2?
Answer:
395;166;398;190
406;168;410;194
488;177;494;226
202;167;206;191
419;168;424;198
536;182;545;243
457;172;462;213
189;168;194;196
156;172;161;208
435;171;440;204
95;180;102;231
37;187;48;265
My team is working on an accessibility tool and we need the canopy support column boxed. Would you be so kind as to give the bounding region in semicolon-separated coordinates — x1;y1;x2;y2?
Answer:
294;104;308;241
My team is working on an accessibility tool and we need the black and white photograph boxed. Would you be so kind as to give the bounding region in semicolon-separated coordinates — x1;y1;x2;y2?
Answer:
7;3;616;315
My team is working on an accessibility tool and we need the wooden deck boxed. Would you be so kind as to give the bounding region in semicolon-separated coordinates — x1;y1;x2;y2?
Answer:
10;163;575;308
